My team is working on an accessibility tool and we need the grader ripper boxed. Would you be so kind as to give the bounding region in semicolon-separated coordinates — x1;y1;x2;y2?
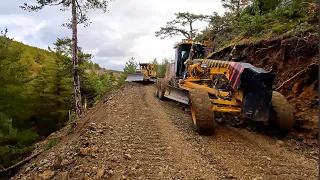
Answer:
155;39;295;135
126;63;157;82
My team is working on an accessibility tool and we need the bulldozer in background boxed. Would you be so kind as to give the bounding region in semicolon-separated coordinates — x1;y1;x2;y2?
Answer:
155;39;295;135
126;63;157;82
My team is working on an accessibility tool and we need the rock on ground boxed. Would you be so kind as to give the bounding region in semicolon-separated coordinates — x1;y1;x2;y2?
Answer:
11;83;318;180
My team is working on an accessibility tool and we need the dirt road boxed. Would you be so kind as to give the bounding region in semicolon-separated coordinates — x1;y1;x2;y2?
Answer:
12;83;318;180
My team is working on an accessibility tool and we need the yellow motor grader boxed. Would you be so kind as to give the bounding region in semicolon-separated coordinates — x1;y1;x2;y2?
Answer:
155;39;295;135
126;63;157;82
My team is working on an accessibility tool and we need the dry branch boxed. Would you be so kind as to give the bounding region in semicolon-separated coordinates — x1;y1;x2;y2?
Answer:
255;44;278;54
275;61;318;91
0;150;43;174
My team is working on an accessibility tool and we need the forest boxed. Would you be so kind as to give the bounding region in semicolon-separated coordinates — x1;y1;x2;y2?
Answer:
0;34;126;169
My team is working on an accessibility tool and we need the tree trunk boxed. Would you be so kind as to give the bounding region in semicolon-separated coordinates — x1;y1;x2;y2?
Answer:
236;0;240;17
189;21;193;39
72;0;82;118
68;110;71;121
83;97;87;112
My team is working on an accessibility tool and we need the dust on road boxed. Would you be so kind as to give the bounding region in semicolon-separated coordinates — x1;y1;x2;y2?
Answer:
12;83;318;180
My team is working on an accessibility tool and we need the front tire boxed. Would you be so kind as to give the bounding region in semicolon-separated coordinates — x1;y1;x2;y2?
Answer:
268;91;295;132
154;80;160;98
159;80;169;100
189;88;216;135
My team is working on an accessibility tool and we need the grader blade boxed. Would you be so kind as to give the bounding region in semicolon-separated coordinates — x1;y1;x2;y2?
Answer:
164;86;189;105
125;73;144;82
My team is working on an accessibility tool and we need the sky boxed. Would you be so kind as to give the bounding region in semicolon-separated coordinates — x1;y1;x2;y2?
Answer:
1;0;225;71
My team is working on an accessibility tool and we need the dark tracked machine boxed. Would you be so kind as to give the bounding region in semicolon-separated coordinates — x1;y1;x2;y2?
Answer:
155;39;295;135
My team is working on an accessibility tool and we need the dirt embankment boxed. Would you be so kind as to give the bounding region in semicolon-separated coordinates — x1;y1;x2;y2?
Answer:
9;83;318;180
208;33;319;140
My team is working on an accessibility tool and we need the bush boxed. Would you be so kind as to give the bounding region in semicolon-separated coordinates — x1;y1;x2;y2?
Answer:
0;117;40;168
117;57;138;87
239;14;268;37
271;21;297;34
295;22;316;35
45;138;59;150
196;0;319;49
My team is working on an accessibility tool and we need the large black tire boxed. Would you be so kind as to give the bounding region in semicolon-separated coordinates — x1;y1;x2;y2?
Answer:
189;88;216;135
158;80;169;100
268;91;295;132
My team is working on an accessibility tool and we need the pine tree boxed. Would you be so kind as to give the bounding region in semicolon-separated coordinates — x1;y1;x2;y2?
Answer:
21;0;112;118
0;33;40;169
117;57;138;86
0;35;27;120
221;0;249;16
155;12;209;39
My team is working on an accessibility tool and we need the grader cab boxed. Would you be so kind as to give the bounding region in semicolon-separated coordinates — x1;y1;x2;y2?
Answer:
155;39;295;135
126;63;157;82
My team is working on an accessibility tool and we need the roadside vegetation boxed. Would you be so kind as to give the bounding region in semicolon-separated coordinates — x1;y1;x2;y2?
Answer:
156;0;318;50
0;34;119;170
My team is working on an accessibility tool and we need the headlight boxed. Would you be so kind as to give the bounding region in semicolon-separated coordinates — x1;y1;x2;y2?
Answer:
201;63;207;68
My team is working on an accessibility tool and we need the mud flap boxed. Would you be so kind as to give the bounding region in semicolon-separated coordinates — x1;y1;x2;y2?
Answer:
164;86;189;104
125;73;144;82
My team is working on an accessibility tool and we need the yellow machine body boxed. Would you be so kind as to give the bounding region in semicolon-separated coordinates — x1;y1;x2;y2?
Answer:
139;63;157;78
126;63;157;82
179;58;242;113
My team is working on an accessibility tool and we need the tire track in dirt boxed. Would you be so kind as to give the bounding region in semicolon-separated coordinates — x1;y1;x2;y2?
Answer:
149;85;319;180
144;85;222;179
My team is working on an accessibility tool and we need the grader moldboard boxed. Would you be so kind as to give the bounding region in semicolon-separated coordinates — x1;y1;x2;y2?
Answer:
126;63;157;82
155;39;295;135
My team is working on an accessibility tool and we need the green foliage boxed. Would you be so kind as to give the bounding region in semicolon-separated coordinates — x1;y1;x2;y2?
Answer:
271;21;298;35
53;37;72;55
153;58;170;78
21;0;113;118
45;138;59;151
20;0;111;28
294;22;316;35
118;57;170;83
81;71;116;106
195;0;319;49
123;57;138;74
117;57;138;86
0;37;28;119
253;0;281;15
151;58;159;66
0;34;118;169
238;14;267;36
0;114;40;168
155;12;210;39
222;0;247;16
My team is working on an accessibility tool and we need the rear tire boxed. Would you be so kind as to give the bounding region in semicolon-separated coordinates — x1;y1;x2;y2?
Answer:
268;91;295;132
154;80;160;98
159;80;169;100
189;88;216;135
